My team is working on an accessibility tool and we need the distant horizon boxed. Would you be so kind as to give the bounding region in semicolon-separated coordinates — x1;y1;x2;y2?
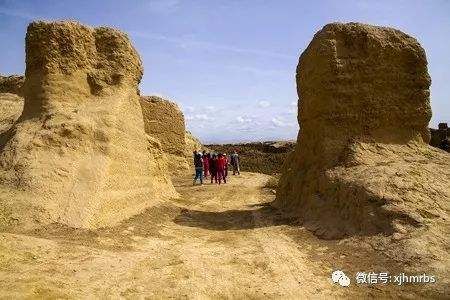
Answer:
202;137;296;145
1;1;449;143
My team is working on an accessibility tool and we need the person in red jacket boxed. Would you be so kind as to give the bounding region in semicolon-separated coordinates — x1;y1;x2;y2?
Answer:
217;153;227;184
209;154;218;184
202;151;210;179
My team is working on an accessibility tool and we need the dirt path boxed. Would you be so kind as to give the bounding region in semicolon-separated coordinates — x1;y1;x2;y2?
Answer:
0;172;438;298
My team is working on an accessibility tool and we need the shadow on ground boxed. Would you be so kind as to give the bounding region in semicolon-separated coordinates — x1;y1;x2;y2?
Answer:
6;204;182;252
173;202;300;230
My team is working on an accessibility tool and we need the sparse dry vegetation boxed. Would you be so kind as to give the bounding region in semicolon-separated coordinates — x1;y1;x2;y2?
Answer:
207;141;294;175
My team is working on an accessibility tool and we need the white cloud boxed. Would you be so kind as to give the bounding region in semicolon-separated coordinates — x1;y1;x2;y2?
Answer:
195;114;212;121
236;116;252;124
236;125;257;133
185;102;299;142
185;106;195;113
287;108;297;114
271;116;295;128
205;105;218;112
186;114;214;122
288;106;297;114
257;100;271;108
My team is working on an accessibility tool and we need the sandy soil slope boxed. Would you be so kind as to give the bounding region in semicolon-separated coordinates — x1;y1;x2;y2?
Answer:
0;173;445;298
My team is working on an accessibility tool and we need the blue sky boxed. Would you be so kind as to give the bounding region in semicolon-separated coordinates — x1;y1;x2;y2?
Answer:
0;0;449;143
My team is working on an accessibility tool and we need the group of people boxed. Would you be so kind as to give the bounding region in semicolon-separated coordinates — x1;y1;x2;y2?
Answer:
193;150;240;185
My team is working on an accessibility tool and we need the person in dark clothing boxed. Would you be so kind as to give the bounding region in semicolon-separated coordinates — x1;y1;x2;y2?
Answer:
209;154;218;184
193;153;203;185
223;153;229;180
230;150;240;175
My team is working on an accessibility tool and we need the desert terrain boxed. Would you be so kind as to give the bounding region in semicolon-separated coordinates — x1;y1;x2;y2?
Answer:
0;18;448;299
1;172;443;299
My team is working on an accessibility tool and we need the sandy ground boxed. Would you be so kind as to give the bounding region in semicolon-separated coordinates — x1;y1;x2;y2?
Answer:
0;172;444;299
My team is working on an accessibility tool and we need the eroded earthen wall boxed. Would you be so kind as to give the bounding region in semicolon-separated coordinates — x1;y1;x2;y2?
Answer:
140;96;187;156
275;23;449;244
0;21;176;230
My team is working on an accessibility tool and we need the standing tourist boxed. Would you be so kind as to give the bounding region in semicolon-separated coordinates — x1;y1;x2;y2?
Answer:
202;151;210;179
230;150;240;175
217;153;227;184
193;152;203;185
209;154;218;184
223;153;229;180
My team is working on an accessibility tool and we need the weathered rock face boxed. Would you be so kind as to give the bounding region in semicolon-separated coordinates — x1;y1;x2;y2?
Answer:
294;22;431;168
0;21;176;230
140;96;190;174
0;75;24;96
140;96;187;156
275;23;449;271
0;93;23;135
0;75;25;134
185;131;203;155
